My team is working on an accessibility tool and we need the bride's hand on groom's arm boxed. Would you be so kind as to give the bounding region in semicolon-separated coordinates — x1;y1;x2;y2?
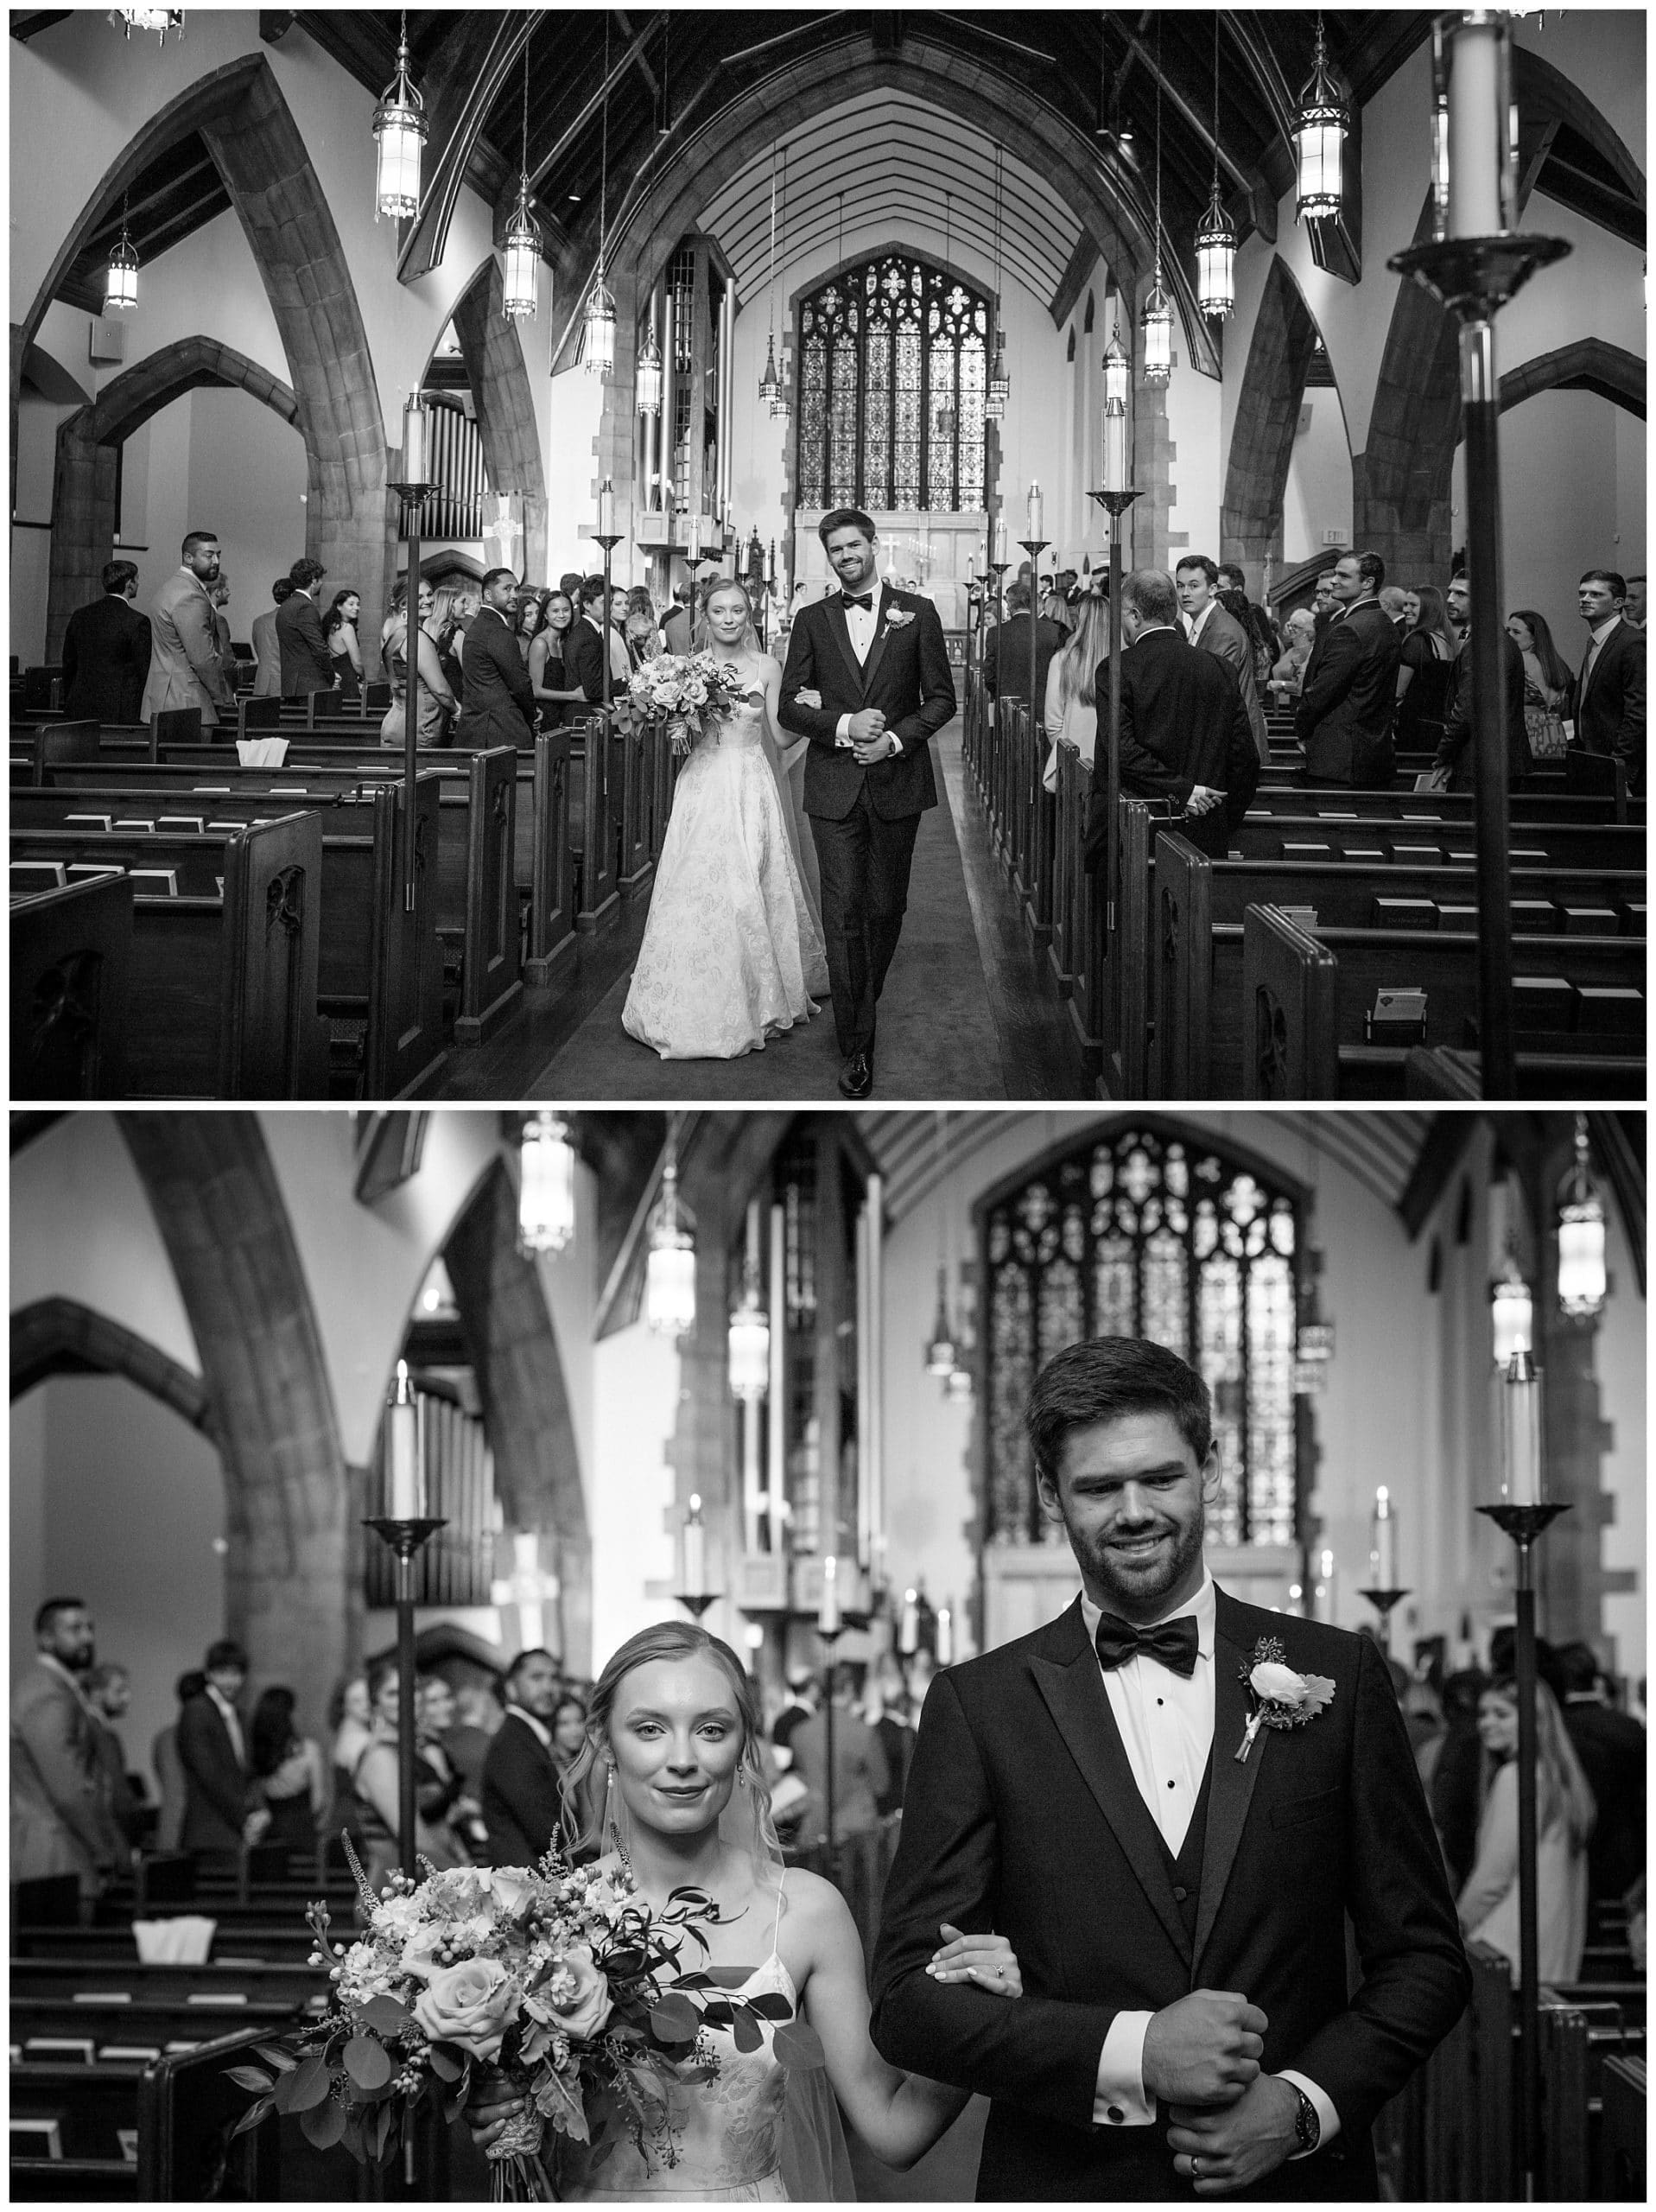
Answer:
924;1922;1022;1998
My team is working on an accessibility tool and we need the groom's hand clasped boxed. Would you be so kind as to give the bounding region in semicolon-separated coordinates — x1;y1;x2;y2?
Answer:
1167;2075;1303;2196
1140;1987;1266;2108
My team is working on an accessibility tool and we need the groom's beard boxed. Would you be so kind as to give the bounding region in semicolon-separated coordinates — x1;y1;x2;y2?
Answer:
1066;1504;1206;1619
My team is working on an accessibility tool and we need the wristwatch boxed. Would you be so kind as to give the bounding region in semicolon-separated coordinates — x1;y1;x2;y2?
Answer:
1288;2083;1321;2156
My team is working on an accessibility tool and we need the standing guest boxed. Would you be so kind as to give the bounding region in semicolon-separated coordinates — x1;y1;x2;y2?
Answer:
325;588;363;702
480;1647;566;1866
1216;565;1279;683
982;581;1066;710
1506;607;1573;764
141;530;234;728
416;1676;479;1861
327;1674;372;1842
566;577;623;706
1458;1675;1596;1985
250;577;293;699
456;568;536;748
516;588;546;665
378;580;457;747
250;1686;326;1855
866;1655;916;1817
549;1691;603;1855
61;559;150;723
1402;590;1423;631
1395;584;1458;753
85;1662;144;1849
276;556;337;698
352;1662;465;1901
1431;573;1532;792
1267;606;1318;705
661;578;694;657
529;589;584;728
178;1638;270;1860
1574;569;1646;794
210;574;234;677
1082;569;1259;863
153;1670;205;1853
1555;1642;1646;1910
1431;1669;1488;1893
443;1677;504;1799
1310;570;1339;636
1042;589;1110;791
423;582;467;702
1176;554;1269;764
11;1596;124;1899
624;586;660;668
771;1665;819;1767
1625;575;1646;629
1295;549;1402;785
1378;586;1411;631
789;1662;891;1843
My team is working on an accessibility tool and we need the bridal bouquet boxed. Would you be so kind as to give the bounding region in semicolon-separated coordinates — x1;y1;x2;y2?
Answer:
226;1845;821;2199
612;651;749;755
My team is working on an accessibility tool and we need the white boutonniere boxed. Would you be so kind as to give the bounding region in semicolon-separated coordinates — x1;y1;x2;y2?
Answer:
1234;1637;1336;1764
882;608;916;631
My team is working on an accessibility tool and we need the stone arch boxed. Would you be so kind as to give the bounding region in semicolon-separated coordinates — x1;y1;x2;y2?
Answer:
1499;338;1645;420
47;336;300;662
10;1296;215;1437
1221;257;1331;571
115;1111;358;1738
446;257;549;588
20;53;392;673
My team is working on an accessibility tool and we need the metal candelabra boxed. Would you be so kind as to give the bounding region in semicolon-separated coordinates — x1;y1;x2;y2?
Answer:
818;1624;843;1869
593;532;624;716
1355;1586;1410;1657
1087;488;1142;936
362;1516;447;1874
1018;537;1050;738
386;483;435;912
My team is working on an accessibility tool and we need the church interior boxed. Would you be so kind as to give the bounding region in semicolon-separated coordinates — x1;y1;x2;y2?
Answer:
8;1104;1647;2198
9;8;1646;1103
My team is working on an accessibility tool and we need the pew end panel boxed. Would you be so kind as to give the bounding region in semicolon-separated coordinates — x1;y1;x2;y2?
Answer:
10;873;133;1098
1241;905;1340;1098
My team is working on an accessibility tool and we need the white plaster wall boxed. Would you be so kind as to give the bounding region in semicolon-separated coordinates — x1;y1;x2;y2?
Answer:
10;1391;48;1686
1282;395;1355;567
1164;346;1222;564
545;365;611;585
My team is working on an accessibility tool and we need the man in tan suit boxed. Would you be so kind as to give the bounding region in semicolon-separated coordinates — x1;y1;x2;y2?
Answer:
1177;555;1269;763
11;1596;125;1901
140;529;234;728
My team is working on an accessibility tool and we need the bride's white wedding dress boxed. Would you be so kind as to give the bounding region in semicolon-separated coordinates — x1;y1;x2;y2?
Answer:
622;677;829;1060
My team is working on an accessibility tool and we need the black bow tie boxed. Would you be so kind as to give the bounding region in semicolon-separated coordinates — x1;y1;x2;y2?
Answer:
1094;1610;1200;1678
840;592;874;613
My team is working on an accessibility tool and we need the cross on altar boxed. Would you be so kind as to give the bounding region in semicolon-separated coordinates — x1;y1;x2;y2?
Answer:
485;498;523;568
490;1531;561;1655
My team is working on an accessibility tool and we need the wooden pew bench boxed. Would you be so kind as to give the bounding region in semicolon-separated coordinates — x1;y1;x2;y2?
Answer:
1232;810;1647;879
10;872;132;1096
1539;1981;1647;2199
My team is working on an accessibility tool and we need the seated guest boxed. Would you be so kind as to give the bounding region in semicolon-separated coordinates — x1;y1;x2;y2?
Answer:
178;1637;270;1860
1431;572;1531;791
1395;583;1458;752
1506;607;1573;763
529;589;584;728
324;588;363;702
982;581;1066;709
480;1647;565;1866
352;1662;465;1901
86;1661;144;1849
153;1669;205;1853
1556;1640;1646;1910
1082;567;1259;863
250;577;293;700
1041;589;1109;792
456;568;536;748
1575;568;1646;794
250;1685;326;1856
276;556;337;697
1459;1675;1596;1985
1295;548;1401;785
141;530;235;728
11;1596;125;1901
1177;553;1269;762
1267;606;1317;703
62;559;150;722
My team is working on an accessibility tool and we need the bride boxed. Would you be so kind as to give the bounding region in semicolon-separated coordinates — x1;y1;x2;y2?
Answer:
467;1621;1021;2199
621;581;829;1061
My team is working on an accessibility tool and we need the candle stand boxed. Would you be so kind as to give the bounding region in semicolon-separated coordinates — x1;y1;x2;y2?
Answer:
1476;1497;1571;2198
593;531;624;715
817;1621;843;1870
1018;537;1050;739
387;481;436;910
362;1516;447;1874
1355;1587;1410;1657
675;1592;717;1623
1087;487;1141;936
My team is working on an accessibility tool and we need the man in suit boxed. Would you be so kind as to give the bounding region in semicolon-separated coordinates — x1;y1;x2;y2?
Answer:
1555;1641;1645;1909
778;506;957;1099
1295;549;1401;785
788;1662;891;1843
140;529;235;728
1082;569;1259;867
661;579;694;658
1574;569;1646;795
565;573;631;707
11;1595;126;1900
872;1337;1470;2202
982;581;1067;710
250;577;293;698
1625;575;1646;630
62;559;151;722
481;1647;566;1866
455;566;536;747
178;1637;266;1859
1431;573;1531;791
1177;556;1269;764
276;556;337;698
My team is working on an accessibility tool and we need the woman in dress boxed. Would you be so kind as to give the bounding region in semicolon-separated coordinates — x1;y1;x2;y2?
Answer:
1457;1675;1596;1984
529;589;584;728
250;1686;326;1856
352;1661;469;1904
517;589;547;665
1267;606;1317;705
622;579;828;1060
378;580;458;748
624;587;661;670
1394;584;1457;751
1041;589;1110;792
1506;607;1574;762
467;1622;1022;2198
326;588;364;702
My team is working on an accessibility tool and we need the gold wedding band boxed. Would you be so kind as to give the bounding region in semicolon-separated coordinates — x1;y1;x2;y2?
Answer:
1191;2157;1202;2180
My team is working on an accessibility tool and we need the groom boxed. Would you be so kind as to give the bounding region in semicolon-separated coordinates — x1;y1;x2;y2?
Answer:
872;1336;1469;2201
779;508;956;1097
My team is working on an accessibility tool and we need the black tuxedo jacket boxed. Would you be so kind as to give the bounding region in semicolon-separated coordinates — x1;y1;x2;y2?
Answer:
1082;627;1259;865
982;613;1068;706
276;591;336;697
1562;1699;1646;1900
564;616;618;707
1295;600;1401;785
778;582;955;821
870;1589;1469;2202
480;1710;564;1867
1576;618;1646;794
176;1691;250;1853
62;594;151;723
456;606;536;749
1434;628;1532;789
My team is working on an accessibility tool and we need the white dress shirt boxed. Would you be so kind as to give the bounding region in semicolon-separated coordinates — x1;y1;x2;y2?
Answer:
832;578;904;753
1081;1573;1339;2154
1184;600;1217;647
206;1682;245;1769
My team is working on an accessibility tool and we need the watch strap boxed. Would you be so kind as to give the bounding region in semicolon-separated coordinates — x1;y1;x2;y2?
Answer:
1291;2083;1320;2153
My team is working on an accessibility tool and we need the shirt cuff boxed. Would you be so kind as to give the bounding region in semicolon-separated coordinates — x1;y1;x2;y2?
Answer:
887;732;904;754
1093;2012;1156;2129
1278;2071;1340;2156
835;711;853;746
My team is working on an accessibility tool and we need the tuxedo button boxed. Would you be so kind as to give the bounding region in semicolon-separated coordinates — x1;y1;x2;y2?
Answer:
1172;1885;1189;1902
1106;2107;1126;2124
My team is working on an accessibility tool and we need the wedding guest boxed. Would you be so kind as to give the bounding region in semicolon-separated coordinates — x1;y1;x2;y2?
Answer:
1042;589;1109;791
549;1691;604;1853
1506;607;1573;764
567;576;631;704
1267;606;1317;704
378;580;457;748
324;588;363;702
11;1597;124;1899
1177;554;1269;762
85;1661;144;1848
1394;584;1457;753
1310;569;1339;635
352;1661;465;1900
517;588;547;664
480;1647;566;1866
1402;590;1423;631
416;1675;479;1860
529;588;583;728
982;581;1065;709
771;1664;819;1765
1431;572;1532;792
442;1676;504;1798
276;556;337;698
142;530;234;728
789;1662;891;1843
1221;588;1280;691
209;575;234;677
624;587;660;669
1626;575;1646;630
153;1669;205;1854
1555;1641;1645;1909
457;569;536;748
1296;549;1401;785
250;1685;326;1855
178;1637;270;1861
1431;1669;1488;1891
661;579;694;656
866;1655;916;1817
1458;1675;1595;1984
327;1674;372;1844
61;559;150;723
250;578;293;699
1574;569;1645;794
423;582;467;702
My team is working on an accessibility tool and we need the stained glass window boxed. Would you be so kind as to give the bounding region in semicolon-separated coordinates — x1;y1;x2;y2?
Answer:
983;1125;1302;1547
795;253;988;513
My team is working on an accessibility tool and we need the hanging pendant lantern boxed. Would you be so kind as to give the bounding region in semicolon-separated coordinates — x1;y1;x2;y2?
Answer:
636;316;663;416
517;1111;576;1256
986;335;1009;420
1556;1115;1607;1320
373;13;428;221
584;274;617;378
727;1267;770;1403
105;213;140;314
1141;274;1173;385
1102;316;1131;411
1293;14;1349;222
117;7;183;39
645;1145;696;1338
758;329;781;413
944;1363;974;1403
923;1263;956;1380
1195;184;1236;319
503;181;541;322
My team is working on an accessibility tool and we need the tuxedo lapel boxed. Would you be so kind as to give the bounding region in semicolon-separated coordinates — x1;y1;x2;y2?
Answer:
1192;1592;1270;1972
822;595;867;696
1030;1604;1193;1967
859;586;895;697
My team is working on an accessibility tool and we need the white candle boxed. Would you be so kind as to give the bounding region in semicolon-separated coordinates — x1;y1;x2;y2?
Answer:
898;1586;919;1655
598;478;615;537
1314;1549;1336;1624
992;518;1008;565
388;1359;421;1518
819;1554;841;1635
402;396;428;486
1447;15;1503;239
682;1494;706;1597
1026;482;1044;544
936;1605;953;1666
1371;1487;1398;1588
1104;407;1128;496
1502;1351;1543;1503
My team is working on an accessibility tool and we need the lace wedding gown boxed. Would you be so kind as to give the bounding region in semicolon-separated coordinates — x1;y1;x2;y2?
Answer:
622;684;829;1060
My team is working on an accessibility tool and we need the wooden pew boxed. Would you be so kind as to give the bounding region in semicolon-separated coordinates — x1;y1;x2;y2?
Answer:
1599;2052;1646;2200
1243;781;1641;829
1539;1984;1647;2199
526;726;577;983
9;817;329;1097
1234;810;1646;877
10;873;132;1097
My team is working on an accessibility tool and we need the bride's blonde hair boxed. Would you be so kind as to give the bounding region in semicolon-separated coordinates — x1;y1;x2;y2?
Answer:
692;577;760;656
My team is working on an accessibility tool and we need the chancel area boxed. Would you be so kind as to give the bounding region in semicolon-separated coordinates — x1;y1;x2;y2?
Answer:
10;1106;1646;2200
10;10;1646;1104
